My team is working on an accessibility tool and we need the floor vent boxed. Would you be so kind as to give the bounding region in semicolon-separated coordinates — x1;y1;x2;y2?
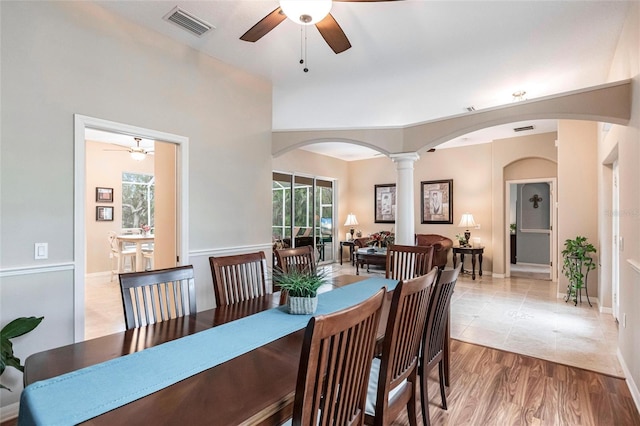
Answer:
164;7;213;37
513;125;534;132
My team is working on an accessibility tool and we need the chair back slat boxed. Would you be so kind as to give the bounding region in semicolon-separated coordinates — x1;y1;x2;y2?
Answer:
119;265;196;330
293;288;386;426
275;245;316;274
385;244;434;281
209;251;269;306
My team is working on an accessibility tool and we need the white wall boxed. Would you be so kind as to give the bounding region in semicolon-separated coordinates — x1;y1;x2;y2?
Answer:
600;1;640;406
0;1;272;409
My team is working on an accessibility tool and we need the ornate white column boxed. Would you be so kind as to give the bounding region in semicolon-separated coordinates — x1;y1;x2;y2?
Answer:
389;152;420;245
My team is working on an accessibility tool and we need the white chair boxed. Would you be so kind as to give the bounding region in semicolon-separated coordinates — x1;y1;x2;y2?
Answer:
108;231;137;281
142;250;154;271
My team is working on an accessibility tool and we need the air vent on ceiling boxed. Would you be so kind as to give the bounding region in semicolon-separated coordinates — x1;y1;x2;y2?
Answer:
513;125;534;132
164;7;213;37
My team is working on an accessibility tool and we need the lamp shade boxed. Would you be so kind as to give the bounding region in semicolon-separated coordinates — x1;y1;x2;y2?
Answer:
344;213;359;227
279;0;332;25
458;213;476;228
130;151;146;161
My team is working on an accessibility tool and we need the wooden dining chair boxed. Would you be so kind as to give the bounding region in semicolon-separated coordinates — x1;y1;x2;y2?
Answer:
118;265;196;330
274;245;316;274
209;251;269;306
419;264;462;426
290;288;386;426
364;267;438;426
385;244;435;281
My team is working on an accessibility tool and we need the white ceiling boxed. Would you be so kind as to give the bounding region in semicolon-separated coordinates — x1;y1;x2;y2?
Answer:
94;0;630;160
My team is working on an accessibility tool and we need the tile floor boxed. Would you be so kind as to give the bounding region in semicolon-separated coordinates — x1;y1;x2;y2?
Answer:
85;259;623;377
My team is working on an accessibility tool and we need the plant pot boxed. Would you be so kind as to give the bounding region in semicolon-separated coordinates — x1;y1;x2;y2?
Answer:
287;295;318;315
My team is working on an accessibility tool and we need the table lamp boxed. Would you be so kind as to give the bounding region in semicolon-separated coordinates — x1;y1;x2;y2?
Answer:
458;213;476;246
344;213;358;240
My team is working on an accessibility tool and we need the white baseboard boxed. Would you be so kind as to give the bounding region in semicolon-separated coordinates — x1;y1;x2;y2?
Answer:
555;292;600;307
618;348;640;414
1;401;19;423
600;306;613;314
492;272;505;278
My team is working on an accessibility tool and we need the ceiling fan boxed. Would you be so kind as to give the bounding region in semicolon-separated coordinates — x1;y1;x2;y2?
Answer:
240;0;401;54
104;137;154;161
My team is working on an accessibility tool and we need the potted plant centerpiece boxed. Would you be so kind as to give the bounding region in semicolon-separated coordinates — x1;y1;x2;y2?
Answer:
1;316;43;391
367;231;394;250
561;235;596;305
274;266;328;315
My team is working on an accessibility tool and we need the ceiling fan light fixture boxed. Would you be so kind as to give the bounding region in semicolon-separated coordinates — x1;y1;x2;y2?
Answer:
130;150;146;161
280;0;332;25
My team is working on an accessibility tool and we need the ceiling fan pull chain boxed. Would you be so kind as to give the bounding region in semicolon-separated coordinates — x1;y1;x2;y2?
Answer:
299;25;304;66
303;25;309;73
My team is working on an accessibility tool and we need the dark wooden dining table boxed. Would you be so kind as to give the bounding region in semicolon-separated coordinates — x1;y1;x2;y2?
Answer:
24;275;386;425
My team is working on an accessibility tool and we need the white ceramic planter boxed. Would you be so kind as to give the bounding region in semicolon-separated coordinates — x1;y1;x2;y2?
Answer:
287;296;318;315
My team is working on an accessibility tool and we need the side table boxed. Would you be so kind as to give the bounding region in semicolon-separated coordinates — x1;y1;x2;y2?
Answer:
340;240;356;266
452;246;484;280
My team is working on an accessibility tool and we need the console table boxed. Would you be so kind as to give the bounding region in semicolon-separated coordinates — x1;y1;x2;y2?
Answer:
452;246;484;280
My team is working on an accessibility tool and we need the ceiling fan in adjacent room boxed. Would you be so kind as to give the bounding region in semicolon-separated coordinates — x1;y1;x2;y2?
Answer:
240;0;402;54
104;137;154;161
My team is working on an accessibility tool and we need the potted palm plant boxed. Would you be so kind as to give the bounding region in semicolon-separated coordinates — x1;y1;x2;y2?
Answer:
274;267;328;315
1;316;44;391
561;236;596;305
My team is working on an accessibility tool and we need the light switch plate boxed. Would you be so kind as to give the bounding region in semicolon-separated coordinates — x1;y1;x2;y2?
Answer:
35;243;48;260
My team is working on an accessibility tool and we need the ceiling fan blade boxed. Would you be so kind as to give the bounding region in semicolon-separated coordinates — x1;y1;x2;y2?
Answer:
240;7;286;42
315;13;351;54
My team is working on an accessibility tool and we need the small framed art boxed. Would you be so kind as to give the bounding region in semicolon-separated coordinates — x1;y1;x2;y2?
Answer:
96;206;114;221
421;179;453;224
96;187;113;203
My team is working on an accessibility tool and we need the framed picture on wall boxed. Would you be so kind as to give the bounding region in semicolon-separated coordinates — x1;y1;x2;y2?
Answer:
96;206;114;221
421;179;453;224
96;187;113;203
374;184;396;223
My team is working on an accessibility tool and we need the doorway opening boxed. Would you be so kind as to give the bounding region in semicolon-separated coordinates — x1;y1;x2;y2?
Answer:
506;179;557;281
74;114;189;342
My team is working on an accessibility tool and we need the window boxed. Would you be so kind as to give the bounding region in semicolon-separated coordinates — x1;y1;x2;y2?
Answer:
122;172;155;229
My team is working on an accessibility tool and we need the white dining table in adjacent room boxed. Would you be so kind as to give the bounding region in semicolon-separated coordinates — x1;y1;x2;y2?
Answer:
117;234;154;272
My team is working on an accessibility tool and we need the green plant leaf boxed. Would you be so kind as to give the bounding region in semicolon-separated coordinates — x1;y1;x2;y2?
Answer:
1;316;43;391
1;316;44;340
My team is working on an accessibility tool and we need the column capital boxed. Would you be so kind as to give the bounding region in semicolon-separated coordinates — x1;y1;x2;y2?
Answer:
389;152;420;163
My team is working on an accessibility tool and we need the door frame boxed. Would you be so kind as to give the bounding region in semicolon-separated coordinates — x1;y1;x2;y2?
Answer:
612;160;620;320
73;114;189;342
505;178;557;282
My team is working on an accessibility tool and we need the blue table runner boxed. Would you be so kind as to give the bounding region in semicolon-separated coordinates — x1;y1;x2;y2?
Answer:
19;277;397;426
